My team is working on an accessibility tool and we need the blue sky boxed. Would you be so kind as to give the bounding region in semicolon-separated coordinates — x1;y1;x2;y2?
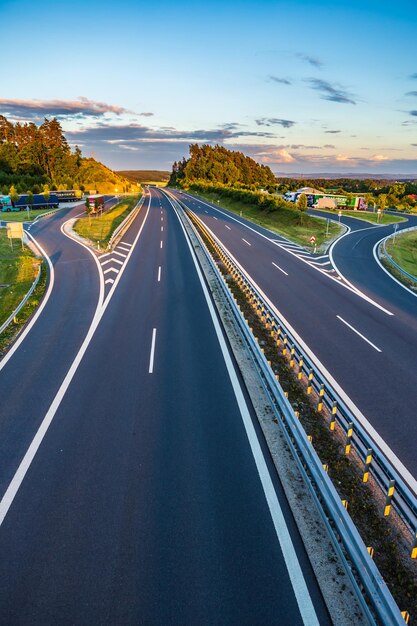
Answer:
1;0;417;174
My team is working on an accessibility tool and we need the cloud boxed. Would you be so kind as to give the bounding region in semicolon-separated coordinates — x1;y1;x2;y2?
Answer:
325;130;341;134
405;91;417;96
255;118;296;128
66;122;276;145
410;73;417;79
307;78;356;104
139;112;154;117
410;110;417;116
411;143;417;146
297;53;323;68
323;144;336;149
0;97;132;119
256;148;295;163
268;75;292;85
369;154;389;161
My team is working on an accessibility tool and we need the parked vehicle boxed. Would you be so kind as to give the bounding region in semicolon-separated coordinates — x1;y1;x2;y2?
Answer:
52;190;82;202
15;194;59;210
0;196;19;212
86;195;105;214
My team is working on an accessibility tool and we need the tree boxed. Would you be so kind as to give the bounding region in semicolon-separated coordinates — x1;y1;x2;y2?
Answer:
43;184;50;205
364;193;375;210
297;193;308;224
378;194;387;211
9;185;19;204
85;198;92;224
27;191;34;212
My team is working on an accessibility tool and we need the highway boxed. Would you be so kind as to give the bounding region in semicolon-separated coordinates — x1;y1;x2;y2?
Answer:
0;188;329;624
170;190;417;489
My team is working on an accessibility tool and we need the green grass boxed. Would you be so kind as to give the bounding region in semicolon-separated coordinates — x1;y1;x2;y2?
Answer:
316;208;406;225
0;207;64;222
385;230;417;280
187;190;342;248
73;195;140;247
0;229;42;327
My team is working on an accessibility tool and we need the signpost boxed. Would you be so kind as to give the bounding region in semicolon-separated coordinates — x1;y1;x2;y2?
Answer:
338;210;342;223
393;223;399;244
309;234;317;253
6;222;24;250
326;218;330;235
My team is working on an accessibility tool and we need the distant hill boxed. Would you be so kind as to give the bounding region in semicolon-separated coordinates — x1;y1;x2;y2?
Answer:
275;172;417;181
78;159;137;194
117;170;170;184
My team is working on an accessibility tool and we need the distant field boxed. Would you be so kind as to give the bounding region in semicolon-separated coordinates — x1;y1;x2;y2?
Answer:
315;208;405;225
73;195;139;246
117;170;170;184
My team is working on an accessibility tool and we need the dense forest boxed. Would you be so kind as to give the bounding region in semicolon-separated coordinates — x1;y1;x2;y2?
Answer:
118;170;170;184
0;115;133;194
169;144;276;189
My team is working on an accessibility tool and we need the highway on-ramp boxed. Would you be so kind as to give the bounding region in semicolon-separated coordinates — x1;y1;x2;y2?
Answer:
0;188;329;624
171;191;417;489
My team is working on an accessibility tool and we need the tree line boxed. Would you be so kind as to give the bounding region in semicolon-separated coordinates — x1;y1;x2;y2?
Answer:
169;144;277;190
0;114;132;195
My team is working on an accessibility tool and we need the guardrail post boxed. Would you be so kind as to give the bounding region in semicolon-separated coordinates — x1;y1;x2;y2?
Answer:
317;384;325;412
363;449;373;483
330;401;337;430
290;344;295;367
342;499;348;510
401;610;410;624
345;422;353;455
307;369;313;394
297;356;304;379
282;335;287;355
367;546;374;558
384;480;396;516
411;531;417;559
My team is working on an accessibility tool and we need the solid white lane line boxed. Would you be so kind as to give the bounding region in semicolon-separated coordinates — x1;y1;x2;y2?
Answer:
113;251;127;258
225;225;231;230
272;262;288;276
160;240;163;249
157;266;161;282
168;196;319;626
148;328;157;373
336;316;382;353
242;238;251;246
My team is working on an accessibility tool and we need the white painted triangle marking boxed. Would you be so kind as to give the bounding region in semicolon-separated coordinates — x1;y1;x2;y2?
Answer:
105;278;114;284
103;267;119;274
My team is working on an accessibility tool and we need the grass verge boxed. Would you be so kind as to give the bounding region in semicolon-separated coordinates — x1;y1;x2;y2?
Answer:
317;208;406;225
0;207;64;222
189;210;417;621
0;230;42;327
385;230;417;281
186;190;342;248
73;195;140;247
0;250;47;358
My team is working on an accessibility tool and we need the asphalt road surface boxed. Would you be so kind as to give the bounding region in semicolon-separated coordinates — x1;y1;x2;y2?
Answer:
0;189;330;624
171;191;417;490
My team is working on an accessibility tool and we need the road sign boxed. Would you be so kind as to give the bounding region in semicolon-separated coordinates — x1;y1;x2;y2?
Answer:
6;222;24;238
309;235;316;243
6;222;24;250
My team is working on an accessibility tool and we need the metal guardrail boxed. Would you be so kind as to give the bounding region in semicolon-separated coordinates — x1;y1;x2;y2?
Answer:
107;195;144;250
0;262;41;336
381;226;417;284
163;190;409;625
